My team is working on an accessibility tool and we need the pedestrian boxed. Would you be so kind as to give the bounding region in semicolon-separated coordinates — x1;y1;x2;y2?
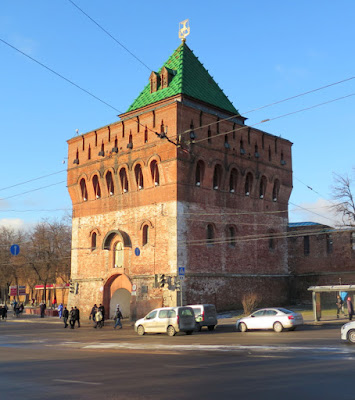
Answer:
113;306;123;329
347;296;354;321
69;307;76;329
15;304;20;318
12;300;17;316
52;297;57;309
94;307;103;329
74;306;80;328
18;303;24;316
58;303;64;319
336;295;344;318
2;304;8;320
89;304;97;322
31;298;35;306
99;304;105;326
40;302;46;318
63;307;69;328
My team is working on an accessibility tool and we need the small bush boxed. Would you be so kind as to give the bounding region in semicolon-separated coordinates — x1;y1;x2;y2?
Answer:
242;293;260;315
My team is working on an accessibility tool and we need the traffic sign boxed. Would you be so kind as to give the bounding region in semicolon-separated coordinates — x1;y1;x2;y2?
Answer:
178;267;185;280
10;244;20;256
135;247;140;256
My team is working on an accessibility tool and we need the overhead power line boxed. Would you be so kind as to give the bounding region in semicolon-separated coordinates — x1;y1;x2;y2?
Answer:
0;37;121;113
0;170;66;193
181;76;355;135
66;0;152;72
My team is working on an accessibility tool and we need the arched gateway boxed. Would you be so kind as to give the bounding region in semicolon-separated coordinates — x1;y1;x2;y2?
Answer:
103;274;132;319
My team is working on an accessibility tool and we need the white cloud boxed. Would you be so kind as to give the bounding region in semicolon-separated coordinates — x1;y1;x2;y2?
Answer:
0;218;27;231
289;198;345;227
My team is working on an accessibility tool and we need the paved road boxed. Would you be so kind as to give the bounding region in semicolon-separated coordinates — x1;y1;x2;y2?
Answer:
0;314;354;399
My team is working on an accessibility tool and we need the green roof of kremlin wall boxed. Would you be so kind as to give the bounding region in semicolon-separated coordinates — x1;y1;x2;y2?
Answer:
126;42;239;115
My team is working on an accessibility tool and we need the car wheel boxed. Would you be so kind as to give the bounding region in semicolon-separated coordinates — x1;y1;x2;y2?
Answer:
239;322;247;332
167;325;176;337
273;322;283;333
289;327;296;331
348;329;355;343
137;325;145;336
195;322;202;332
186;330;193;335
207;325;215;331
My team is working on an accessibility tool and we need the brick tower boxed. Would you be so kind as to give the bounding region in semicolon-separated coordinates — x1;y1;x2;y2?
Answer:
67;39;293;319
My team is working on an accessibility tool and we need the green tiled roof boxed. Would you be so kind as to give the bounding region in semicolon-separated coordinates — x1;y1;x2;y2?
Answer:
126;42;239;115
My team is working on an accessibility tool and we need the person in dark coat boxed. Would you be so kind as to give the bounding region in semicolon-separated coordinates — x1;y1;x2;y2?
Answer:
74;306;80;328
69;307;76;329
63;307;69;328
40;302;46;318
114;306;123;329
99;304;105;326
347;297;354;321
89;304;97;322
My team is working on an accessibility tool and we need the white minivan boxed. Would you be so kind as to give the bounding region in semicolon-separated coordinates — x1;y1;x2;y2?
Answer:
134;306;195;336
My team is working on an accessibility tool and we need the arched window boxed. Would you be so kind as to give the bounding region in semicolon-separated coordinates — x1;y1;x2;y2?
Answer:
245;173;253;196
150;161;159;186
229;168;238;193
92;175;101;199
91;232;97;250
127;133;133;149
259;176;267;199
228;226;236;247
143;225;149;246
240;139;245;155
208;127;212;144
106;171;114;195
213;164;222;190
135;164;144;190
207;224;214;246
80;178;88;201
189;121;196;141
269;231;275;251
224;134;230;149
272;179;280;201
114;242;123;268
119;168;129;193
195;160;205;186
326;234;333;254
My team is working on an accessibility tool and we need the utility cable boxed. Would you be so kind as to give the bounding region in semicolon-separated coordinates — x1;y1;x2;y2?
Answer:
67;0;152;72
180;76;355;135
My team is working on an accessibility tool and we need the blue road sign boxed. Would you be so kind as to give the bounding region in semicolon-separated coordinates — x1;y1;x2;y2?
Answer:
10;244;20;256
178;267;185;276
135;247;140;256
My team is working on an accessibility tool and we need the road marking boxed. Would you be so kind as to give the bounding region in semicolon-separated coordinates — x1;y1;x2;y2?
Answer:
53;379;102;385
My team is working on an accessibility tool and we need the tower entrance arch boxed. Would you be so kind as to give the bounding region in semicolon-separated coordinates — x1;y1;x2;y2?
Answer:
103;274;132;319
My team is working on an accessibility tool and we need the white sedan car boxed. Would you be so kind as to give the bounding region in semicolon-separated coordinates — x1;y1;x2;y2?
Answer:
236;308;303;333
341;321;355;343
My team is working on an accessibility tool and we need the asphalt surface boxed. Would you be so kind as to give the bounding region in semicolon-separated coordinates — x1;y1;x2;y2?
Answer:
0;313;354;399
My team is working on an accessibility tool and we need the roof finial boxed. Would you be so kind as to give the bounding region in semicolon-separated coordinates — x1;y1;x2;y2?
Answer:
179;19;190;42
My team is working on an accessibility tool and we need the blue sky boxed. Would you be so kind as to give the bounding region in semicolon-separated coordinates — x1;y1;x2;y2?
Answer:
0;0;354;229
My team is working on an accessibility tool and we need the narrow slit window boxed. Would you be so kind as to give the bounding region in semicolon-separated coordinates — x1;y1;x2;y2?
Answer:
119;168;129;193
135;164;144;190
106;171;114;195
143;225;149;246
229;169;238;193
91;232;97;250
150;160;160;186
207;224;214;246
93;175;101;199
80;178;88;201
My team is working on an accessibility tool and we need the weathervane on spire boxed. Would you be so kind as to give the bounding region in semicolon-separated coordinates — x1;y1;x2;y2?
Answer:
179;19;190;41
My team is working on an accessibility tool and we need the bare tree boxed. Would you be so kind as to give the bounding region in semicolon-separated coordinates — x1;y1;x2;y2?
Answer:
0;226;25;302
332;170;355;227
26;221;71;303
